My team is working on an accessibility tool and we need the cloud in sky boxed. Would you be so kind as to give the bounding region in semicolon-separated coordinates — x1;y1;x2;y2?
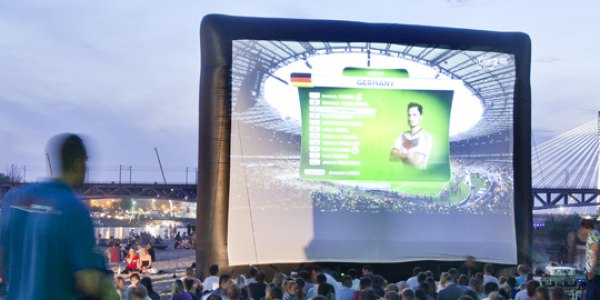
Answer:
0;0;599;181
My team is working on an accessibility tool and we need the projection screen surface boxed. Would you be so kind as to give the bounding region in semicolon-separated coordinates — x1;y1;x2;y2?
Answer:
227;40;520;265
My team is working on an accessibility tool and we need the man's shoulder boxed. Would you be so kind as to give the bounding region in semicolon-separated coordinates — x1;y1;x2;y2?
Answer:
2;181;84;214
439;284;462;294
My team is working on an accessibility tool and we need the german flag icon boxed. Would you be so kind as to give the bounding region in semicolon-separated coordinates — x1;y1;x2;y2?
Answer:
290;72;312;87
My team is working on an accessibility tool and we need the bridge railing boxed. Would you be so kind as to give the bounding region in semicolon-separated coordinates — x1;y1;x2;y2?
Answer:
3;184;599;210
532;188;600;210
0;183;197;202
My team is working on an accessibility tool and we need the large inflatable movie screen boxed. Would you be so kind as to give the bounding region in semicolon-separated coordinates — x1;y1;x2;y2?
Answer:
200;15;531;266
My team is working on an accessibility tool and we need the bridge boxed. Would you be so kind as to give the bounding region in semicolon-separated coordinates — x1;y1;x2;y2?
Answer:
0;182;197;202
532;188;600;210
3;182;600;211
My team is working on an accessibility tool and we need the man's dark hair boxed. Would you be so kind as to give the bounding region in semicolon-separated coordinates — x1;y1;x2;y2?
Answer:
448;268;458;278
507;277;516;289
417;272;426;284
412;266;422;276
535;286;549;300
311;265;322;273
484;264;494;274
415;288;427;300
131;285;148;298
249;267;258;277
209;264;219;276
269;286;283;299
359;277;372;290
581;218;595;229
342;276;353;288
219;274;232;286
318;283;334;297
407;102;423;115
316;274;327;284
255;270;266;283
296;278;305;290
401;288;415;300
385;290;400;300
299;270;310;282
362;265;373;272
130;273;141;281
458;274;468;285
60;134;87;172
484;282;499;295
526;280;540;297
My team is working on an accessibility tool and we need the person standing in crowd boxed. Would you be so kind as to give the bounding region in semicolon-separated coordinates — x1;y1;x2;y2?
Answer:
351;277;371;300
482;264;499;286
568;219;596;269
336;276;355;300
247;267;258;285
437;272;463;300
586;223;600;300
347;269;360;290
514;264;529;287
108;240;122;267
249;270;268;300
406;267;422;289
184;267;203;298
131;284;151;300
459;256;479;278
115;276;127;298
141;277;161;300
172;279;193;300
126;273;142;300
204;264;221;292
514;280;539;300
0;133;117;299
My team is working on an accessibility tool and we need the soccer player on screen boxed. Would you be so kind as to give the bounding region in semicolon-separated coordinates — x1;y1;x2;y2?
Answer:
389;102;432;169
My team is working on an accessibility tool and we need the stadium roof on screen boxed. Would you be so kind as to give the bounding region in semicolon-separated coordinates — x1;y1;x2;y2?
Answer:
532;117;600;189
232;41;516;141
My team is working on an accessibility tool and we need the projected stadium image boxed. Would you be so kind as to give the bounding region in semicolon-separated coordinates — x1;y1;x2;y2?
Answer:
228;40;517;265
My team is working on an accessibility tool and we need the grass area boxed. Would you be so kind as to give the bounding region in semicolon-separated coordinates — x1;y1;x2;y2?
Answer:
471;175;486;191
446;182;470;205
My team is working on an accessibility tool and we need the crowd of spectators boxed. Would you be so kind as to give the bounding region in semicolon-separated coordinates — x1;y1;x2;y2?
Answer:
110;261;571;300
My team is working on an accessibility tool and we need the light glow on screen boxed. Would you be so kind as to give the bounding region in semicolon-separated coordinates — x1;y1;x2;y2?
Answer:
263;53;484;138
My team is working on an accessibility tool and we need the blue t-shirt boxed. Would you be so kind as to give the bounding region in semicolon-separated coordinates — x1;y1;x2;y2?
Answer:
0;180;106;299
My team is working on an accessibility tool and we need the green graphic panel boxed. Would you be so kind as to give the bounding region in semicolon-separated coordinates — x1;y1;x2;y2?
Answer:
299;87;453;182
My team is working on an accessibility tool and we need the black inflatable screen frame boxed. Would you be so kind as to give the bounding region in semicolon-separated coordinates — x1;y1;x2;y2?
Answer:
197;14;532;273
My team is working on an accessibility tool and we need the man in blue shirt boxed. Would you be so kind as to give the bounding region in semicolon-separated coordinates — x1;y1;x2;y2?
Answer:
0;133;117;299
